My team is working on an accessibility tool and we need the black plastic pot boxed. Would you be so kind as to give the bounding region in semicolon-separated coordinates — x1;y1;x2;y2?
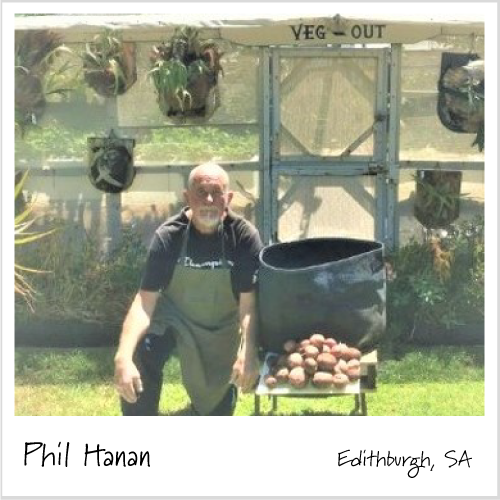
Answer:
258;238;386;353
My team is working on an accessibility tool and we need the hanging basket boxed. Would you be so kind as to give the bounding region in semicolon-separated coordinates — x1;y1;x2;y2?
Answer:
82;34;137;97
15;67;46;128
414;170;463;229
87;130;136;194
437;52;484;151
149;27;223;120
15;30;64;131
156;77;221;121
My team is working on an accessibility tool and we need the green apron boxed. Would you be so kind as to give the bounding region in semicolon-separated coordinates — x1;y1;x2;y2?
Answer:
148;221;241;415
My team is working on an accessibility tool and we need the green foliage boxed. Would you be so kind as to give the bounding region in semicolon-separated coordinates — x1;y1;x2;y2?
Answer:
15;30;78;133
15;120;93;160
81;30;136;96
149;26;223;117
16;120;258;163
136;126;258;162
15;171;58;306
387;215;484;333
15;223;147;325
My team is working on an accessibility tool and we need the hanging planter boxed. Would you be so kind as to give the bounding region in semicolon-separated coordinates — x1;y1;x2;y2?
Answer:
437;52;485;152
15;30;73;133
413;170;463;230
149;26;223;120
88;129;136;194
82;31;137;97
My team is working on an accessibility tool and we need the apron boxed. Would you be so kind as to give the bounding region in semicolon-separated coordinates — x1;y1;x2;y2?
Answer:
148;221;241;415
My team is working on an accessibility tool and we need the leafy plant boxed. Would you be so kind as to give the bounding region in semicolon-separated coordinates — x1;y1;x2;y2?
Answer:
81;30;137;97
15;171;57;307
15;223;147;324
149;26;223;118
15;30;76;134
386;215;484;334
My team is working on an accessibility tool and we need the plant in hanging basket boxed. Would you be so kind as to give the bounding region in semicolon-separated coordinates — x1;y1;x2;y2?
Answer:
148;26;223;119
413;170;466;230
437;53;485;152
81;31;137;97
15;30;75;134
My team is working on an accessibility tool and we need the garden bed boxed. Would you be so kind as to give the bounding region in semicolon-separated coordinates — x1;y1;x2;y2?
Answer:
15;319;120;347
408;322;484;346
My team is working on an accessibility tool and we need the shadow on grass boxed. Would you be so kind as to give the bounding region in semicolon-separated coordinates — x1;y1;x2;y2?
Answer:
161;407;358;416
252;410;360;416
159;406;197;416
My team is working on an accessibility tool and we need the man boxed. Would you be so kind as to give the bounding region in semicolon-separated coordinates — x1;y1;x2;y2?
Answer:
114;162;263;415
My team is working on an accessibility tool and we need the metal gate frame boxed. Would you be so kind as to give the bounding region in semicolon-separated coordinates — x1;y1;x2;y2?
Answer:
260;45;402;249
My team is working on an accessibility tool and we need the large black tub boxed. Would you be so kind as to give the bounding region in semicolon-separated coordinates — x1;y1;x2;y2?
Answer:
258;238;386;353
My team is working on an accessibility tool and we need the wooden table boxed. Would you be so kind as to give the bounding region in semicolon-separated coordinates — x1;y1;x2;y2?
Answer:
253;350;378;416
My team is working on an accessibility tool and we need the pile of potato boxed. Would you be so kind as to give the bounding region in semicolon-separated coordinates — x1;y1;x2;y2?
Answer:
264;333;362;390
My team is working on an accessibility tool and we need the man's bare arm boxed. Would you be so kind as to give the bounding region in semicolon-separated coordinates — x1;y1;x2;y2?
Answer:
114;290;159;403
231;291;260;393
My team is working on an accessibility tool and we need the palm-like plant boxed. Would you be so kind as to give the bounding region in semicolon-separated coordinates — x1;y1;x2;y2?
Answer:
15;171;57;307
15;30;75;134
81;30;137;97
149;26;223;119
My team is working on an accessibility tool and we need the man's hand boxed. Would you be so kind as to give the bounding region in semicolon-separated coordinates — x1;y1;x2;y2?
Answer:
231;348;260;393
114;357;143;404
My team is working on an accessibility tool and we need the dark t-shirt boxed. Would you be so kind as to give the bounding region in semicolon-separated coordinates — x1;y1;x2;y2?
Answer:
140;208;263;299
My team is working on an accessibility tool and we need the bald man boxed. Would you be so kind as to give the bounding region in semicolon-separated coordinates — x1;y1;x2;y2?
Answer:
114;163;263;415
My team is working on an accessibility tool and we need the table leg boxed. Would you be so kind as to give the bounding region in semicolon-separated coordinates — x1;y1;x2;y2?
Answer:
272;396;278;413
351;394;361;415
360;393;367;416
254;394;260;416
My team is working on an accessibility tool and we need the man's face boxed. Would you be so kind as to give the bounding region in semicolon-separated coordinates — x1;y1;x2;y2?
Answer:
184;172;233;234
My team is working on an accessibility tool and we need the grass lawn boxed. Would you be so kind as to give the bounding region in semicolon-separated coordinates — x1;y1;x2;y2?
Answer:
14;345;484;416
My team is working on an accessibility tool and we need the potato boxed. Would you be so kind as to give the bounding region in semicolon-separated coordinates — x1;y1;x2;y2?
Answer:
346;347;362;360
283;340;297;353
322;344;331;354
287;352;304;369
334;359;348;374
289;367;307;389
331;344;342;358
324;337;337;349
299;339;311;349
275;367;289;383
337;343;350;360
312;371;334;388
264;374;278;388
309;333;325;349
346;366;361;381
304;357;318;375
317;353;337;372
332;373;349;388
347;359;360;369
303;345;320;359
